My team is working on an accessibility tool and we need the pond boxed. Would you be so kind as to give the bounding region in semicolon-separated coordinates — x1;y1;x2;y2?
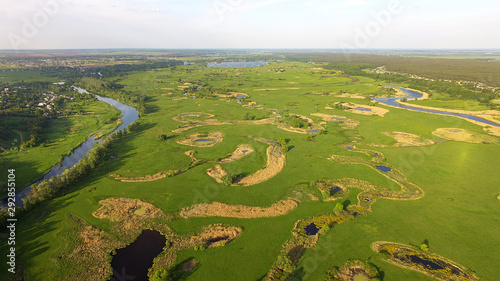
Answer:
409;255;444;270
111;229;166;281
332;117;347;121
207;61;268;68
346;146;354;150
308;130;319;134
329;186;342;196
305;223;319;236
237;94;246;99
376;166;392;172
355;107;372;112
196;139;212;142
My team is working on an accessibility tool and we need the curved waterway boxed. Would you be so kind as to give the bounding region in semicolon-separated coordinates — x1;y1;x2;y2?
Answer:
3;86;139;206
374;86;500;128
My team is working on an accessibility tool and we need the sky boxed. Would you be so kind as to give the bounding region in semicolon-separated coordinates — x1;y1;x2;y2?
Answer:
1;0;499;50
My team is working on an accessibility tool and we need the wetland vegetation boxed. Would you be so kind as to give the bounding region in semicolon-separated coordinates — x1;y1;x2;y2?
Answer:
1;50;499;281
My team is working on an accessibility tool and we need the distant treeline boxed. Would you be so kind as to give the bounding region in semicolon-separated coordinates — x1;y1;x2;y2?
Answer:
284;52;500;88
76;77;148;115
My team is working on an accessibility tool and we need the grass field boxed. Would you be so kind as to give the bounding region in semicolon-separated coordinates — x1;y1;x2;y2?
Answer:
0;71;60;83
1;60;499;281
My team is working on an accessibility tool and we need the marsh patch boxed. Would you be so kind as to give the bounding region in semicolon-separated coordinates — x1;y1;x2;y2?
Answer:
373;242;480;281
177;131;223;147
180;199;298;219
433;128;499;144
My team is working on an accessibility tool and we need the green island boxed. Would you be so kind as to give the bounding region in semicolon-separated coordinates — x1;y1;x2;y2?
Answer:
1;50;499;281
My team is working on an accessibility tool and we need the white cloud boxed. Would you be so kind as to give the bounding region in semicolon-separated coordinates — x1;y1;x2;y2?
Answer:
338;0;368;7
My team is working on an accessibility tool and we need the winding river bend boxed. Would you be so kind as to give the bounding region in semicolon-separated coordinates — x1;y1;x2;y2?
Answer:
4;87;139;206
374;86;500;128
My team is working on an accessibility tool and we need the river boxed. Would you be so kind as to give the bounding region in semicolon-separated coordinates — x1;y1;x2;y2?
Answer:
374;86;500;128
3;86;139;207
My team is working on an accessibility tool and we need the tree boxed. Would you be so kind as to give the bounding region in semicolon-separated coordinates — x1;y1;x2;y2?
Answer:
157;134;167;141
334;202;344;212
281;145;289;153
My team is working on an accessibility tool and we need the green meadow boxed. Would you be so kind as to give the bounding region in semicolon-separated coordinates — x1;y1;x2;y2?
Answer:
1;61;499;281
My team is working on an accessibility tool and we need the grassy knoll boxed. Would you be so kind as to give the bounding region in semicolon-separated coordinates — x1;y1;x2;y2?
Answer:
1;60;499;281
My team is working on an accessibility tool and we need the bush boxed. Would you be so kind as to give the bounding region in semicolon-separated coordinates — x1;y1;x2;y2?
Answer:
151;269;170;281
157;134;167;141
276;138;287;145
221;174;233;186
334;202;344;212
289;117;308;128
281;145;289;153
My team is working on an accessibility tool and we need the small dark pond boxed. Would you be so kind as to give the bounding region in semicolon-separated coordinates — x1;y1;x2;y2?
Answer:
376;165;392;172
374;153;380;157
111;229;166;281
196;139;212;142
308;130;319;134
305;223;319;236
332;117;347;121
237;94;246;99
346;146;354;150
242;150;249;154
353;212;359;217
329;186;342;196
409;255;444;270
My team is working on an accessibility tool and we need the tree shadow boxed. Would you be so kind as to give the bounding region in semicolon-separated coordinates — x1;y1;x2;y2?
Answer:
342;199;351;209
169;257;200;281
